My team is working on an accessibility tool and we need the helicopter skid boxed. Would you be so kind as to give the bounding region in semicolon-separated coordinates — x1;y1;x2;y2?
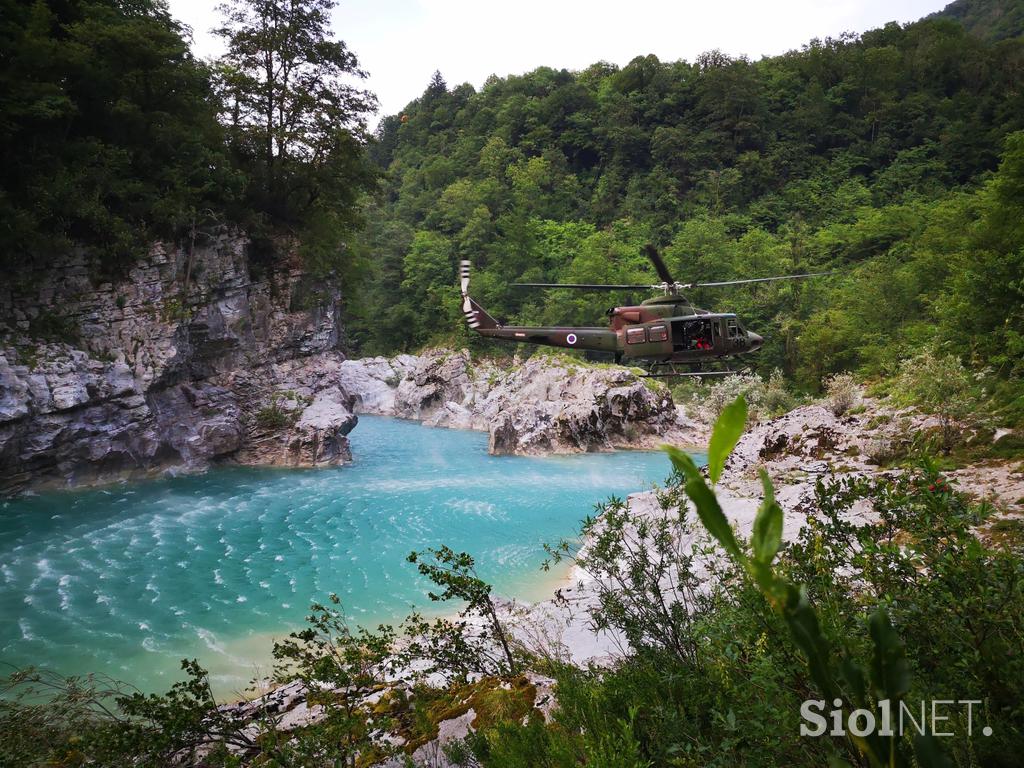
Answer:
639;359;747;378
642;370;740;378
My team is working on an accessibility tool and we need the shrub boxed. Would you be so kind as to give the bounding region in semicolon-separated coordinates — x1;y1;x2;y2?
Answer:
762;368;797;416
254;393;301;430
688;369;796;423
894;350;987;452
544;484;717;668
403;546;519;679
703;372;764;420
823;371;859;416
27;311;79;344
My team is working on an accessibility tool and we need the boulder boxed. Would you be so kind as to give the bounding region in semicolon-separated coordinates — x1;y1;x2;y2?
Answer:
290;387;357;466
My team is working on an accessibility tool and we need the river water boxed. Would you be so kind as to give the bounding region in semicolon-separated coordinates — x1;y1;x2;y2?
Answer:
0;416;696;697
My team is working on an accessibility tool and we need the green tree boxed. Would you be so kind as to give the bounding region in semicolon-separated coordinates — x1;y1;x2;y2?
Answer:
940;131;1024;376
215;0;376;272
401;230;460;342
0;0;231;274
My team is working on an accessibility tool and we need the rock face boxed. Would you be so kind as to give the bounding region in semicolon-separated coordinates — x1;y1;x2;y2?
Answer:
338;348;706;455
1;238;704;492
0;235;353;493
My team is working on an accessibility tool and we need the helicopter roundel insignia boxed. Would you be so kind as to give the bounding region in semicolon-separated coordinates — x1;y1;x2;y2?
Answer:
566;333;577;345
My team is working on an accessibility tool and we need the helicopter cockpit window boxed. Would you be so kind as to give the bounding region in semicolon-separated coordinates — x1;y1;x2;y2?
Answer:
648;325;668;343
626;327;647;344
727;319;741;339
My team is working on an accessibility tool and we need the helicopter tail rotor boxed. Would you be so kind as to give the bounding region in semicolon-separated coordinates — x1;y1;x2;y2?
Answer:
459;260;500;330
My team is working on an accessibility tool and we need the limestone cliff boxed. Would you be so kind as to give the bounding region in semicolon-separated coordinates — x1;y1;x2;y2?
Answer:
0;235;355;493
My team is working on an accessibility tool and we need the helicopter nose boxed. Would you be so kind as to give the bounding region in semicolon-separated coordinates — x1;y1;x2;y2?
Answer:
747;331;763;351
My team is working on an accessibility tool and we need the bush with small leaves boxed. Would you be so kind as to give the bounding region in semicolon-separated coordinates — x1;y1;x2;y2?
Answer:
824;372;859;416
404;547;519;678
544;483;719;668
762;368;798;417
695;369;797;423
895;350;987;452
270;595;401;767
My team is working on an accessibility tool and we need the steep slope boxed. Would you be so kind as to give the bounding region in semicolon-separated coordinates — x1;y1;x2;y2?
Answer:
0;235;355;493
350;14;1024;396
931;0;1024;41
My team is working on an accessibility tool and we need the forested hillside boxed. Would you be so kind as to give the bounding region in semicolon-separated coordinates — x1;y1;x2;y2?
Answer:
932;0;1024;42
349;13;1024;415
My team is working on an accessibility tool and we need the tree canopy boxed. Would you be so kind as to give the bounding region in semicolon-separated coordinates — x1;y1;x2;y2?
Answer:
0;0;375;277
0;0;231;272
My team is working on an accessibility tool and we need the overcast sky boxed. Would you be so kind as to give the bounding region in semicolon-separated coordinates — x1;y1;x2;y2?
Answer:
167;0;950;126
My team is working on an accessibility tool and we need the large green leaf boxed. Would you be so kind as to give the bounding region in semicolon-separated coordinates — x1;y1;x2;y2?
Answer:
684;477;743;561
751;469;783;565
664;445;701;482
868;609;910;700
707;396;747;485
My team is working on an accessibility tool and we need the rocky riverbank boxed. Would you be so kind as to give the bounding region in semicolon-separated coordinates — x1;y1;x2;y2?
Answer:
337;348;706;455
0;238;704;494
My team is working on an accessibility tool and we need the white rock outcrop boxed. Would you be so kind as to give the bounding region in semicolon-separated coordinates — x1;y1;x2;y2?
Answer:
338;348;706;455
0;236;352;493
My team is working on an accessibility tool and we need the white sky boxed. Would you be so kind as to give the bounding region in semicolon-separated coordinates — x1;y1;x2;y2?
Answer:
167;0;950;126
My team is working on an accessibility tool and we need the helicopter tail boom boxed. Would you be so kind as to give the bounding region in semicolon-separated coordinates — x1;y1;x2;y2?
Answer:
477;325;618;353
460;260;618;352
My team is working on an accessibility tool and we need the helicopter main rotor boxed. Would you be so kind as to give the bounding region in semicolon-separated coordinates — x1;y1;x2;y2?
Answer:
512;244;831;296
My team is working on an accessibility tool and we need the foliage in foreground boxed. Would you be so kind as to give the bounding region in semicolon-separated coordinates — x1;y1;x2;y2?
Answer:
2;398;1022;766
464;398;1024;767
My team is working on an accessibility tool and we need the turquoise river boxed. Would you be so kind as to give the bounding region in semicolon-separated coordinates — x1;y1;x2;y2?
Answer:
0;416;698;698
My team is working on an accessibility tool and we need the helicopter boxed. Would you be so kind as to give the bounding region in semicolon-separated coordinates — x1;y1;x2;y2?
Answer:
459;245;830;377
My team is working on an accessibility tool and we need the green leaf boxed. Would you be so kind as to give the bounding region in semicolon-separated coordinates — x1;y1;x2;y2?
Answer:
782;584;837;700
664;445;701;482
913;733;953;768
751;470;783;565
839;656;867;705
868;609;910;700
708;396;747;485
684;477;744;562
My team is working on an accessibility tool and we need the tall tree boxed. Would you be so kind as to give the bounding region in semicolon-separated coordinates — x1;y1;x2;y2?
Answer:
215;0;376;270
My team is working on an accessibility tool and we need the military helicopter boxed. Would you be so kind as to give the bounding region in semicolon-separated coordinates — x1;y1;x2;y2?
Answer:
459;246;829;377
